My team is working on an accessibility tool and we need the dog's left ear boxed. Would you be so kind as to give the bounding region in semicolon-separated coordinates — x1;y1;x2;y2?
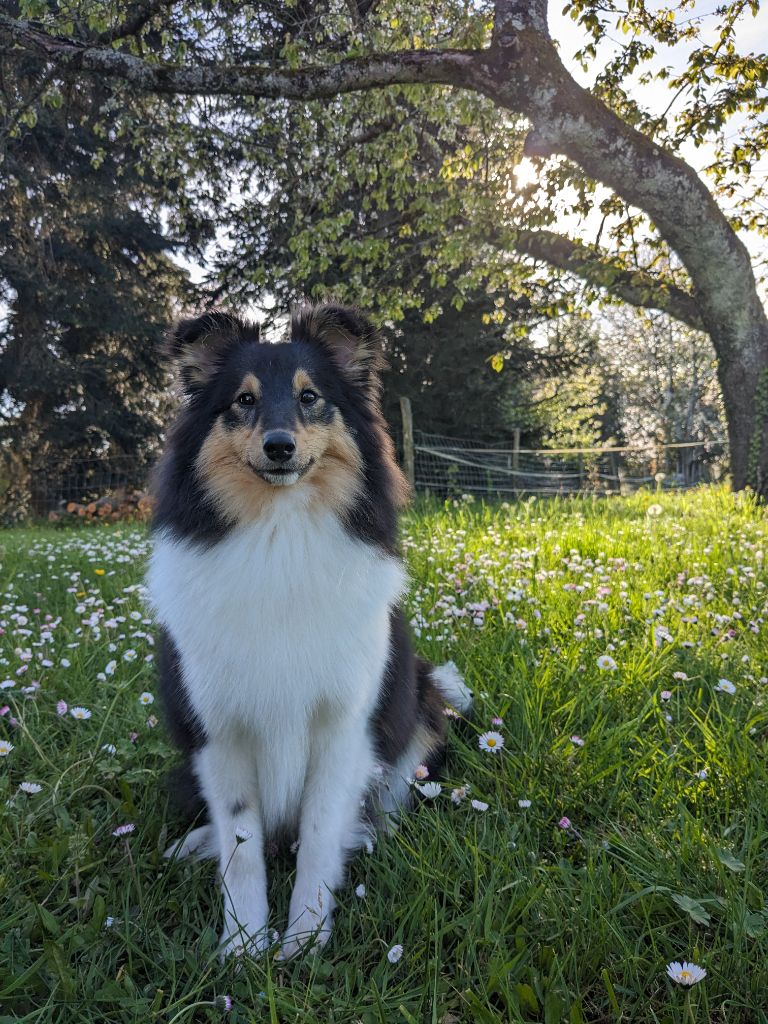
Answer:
291;302;385;385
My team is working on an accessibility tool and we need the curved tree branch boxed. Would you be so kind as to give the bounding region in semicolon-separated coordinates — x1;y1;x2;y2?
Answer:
0;15;478;98
512;229;704;332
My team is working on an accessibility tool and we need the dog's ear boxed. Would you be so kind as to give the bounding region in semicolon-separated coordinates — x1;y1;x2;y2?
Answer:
291;302;385;385
165;311;258;392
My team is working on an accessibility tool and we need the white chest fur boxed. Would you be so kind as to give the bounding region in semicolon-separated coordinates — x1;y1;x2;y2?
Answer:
147;504;406;742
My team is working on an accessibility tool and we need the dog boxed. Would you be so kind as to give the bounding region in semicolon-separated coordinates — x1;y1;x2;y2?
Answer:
147;303;471;959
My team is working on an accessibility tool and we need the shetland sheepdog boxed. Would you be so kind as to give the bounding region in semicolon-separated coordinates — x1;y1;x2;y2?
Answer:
147;303;471;959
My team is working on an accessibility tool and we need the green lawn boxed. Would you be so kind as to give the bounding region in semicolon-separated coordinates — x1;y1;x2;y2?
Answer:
1;487;767;1023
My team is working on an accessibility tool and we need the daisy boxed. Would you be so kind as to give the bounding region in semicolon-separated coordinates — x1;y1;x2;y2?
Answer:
0;740;14;756
666;961;706;986
101;743;117;755
138;692;154;705
56;700;68;715
387;944;404;963
569;735;585;747
451;787;467;804
597;654;617;671
715;679;736;694
415;782;442;799
518;799;531;808
214;995;233;1012
19;781;42;794
478;731;504;753
70;706;91;720
660;690;672;701
235;827;253;842
558;816;571;829
112;823;135;837
414;764;429;780
355;883;366;898
470;799;489;812
491;716;504;726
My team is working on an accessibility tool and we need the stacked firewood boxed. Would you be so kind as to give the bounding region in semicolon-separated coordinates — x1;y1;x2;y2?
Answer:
48;490;153;523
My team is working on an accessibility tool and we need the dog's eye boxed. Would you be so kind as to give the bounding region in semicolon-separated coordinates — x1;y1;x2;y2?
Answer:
299;389;318;406
236;393;255;406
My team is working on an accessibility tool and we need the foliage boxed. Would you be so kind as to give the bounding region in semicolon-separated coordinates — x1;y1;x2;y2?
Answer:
598;308;727;450
1;489;768;1021
0;45;192;520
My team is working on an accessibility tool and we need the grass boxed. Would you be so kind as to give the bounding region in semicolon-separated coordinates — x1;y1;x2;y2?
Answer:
1;486;768;1023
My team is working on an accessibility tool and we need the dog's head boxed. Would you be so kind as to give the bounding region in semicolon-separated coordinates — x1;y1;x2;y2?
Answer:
165;303;389;523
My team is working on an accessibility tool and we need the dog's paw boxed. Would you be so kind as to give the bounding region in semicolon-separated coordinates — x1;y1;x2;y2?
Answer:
277;892;335;961
164;825;216;861
276;916;332;961
219;923;274;962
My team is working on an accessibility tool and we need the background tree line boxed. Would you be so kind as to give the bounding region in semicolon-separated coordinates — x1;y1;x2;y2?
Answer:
1;0;746;518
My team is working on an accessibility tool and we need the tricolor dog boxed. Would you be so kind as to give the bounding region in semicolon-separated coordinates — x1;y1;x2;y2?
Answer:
147;303;470;959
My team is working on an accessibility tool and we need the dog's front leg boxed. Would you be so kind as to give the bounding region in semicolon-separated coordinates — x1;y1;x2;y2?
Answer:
195;739;270;958
279;716;374;959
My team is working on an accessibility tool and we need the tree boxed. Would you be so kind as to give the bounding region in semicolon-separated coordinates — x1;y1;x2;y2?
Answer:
598;309;726;452
3;0;767;491
0;47;190;520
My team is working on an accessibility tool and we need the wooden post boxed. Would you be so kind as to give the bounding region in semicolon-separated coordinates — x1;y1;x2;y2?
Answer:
399;396;415;491
512;428;521;497
512;428;521;471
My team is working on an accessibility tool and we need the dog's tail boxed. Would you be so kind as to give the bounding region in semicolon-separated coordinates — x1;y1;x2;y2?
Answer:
430;660;473;713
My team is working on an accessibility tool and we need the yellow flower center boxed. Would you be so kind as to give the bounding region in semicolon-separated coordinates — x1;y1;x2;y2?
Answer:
680;971;691;980
487;738;496;746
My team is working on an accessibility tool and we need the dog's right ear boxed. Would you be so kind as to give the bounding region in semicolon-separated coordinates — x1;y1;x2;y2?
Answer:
165;311;258;392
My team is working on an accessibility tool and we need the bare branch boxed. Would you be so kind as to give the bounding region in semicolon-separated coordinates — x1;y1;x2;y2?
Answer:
0;15;477;98
513;229;704;331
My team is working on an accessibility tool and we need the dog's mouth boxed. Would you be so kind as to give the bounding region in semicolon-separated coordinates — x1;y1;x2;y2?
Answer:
247;459;314;487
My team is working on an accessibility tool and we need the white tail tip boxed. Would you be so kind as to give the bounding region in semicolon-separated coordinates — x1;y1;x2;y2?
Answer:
432;661;473;712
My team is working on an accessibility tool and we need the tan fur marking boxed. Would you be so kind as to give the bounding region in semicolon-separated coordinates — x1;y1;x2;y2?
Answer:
292;369;317;395
238;373;262;400
195;421;278;525
195;409;368;527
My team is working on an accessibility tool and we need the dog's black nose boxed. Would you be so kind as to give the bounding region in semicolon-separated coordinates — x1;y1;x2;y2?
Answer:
263;430;296;463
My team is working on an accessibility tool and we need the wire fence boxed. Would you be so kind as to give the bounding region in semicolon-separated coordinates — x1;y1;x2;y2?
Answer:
413;431;728;497
30;455;151;518
24;435;728;517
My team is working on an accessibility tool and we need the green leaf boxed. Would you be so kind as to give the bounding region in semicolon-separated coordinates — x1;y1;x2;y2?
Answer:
670;894;711;925
715;848;746;872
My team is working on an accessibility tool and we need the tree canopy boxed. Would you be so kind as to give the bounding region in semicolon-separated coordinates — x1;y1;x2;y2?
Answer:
2;0;767;493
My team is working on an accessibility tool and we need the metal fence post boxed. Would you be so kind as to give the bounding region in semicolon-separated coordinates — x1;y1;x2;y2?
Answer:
399;397;415;491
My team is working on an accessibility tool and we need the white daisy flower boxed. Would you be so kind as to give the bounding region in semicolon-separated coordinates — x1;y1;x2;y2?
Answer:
387;944;403;963
0;740;14;756
101;743;117;755
138;692;154;705
235;827;253;842
415;782;442;799
355;883;366;898
451;787;467;804
70;706;92;720
470;799;489;812
597;654;617;671
715;679;736;694
19;781;42;794
478;731;504;753
414;764;429;780
518;799;531;808
666;961;706;986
